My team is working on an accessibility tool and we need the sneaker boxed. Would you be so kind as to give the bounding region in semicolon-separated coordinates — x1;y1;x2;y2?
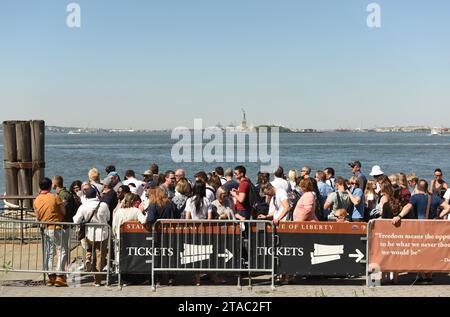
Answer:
55;275;68;287
94;282;101;287
46;275;56;287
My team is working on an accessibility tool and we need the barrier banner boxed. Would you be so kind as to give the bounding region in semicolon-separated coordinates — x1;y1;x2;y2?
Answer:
119;221;242;273
119;222;153;273
368;219;450;272
154;221;242;270
270;222;367;276
247;222;276;270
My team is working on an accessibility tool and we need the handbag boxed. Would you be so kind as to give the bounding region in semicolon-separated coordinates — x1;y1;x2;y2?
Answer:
77;201;101;241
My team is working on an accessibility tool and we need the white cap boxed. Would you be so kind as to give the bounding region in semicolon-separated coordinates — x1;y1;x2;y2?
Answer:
369;165;384;177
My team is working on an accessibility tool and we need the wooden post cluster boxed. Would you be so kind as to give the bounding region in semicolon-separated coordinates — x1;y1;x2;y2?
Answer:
2;121;45;207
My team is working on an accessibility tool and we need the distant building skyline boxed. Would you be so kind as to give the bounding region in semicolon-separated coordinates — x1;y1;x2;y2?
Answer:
1;1;449;129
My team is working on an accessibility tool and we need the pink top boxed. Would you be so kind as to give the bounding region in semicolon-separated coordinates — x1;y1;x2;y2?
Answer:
293;192;318;222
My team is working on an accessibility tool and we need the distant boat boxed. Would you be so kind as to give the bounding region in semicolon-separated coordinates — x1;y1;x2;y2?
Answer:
430;128;442;136
67;131;80;135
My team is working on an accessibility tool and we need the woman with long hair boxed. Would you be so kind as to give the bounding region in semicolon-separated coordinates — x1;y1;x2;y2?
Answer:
255;172;270;215
145;187;179;286
364;179;378;220
185;181;213;221
113;193;146;237
212;186;236;220
172;178;192;218
397;173;411;208
288;169;298;191
380;182;402;285
185;181;221;286
69;180;83;209
407;173;419;196
146;187;179;224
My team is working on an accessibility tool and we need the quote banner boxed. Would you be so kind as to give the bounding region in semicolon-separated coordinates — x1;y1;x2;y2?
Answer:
368;219;450;272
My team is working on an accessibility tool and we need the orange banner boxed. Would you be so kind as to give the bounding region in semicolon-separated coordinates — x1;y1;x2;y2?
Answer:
369;219;450;272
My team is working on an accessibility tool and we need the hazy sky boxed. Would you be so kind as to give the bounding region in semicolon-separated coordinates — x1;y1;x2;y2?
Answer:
1;0;449;129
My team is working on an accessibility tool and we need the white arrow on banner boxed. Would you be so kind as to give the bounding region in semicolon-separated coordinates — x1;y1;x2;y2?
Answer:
349;249;364;263
218;249;233;263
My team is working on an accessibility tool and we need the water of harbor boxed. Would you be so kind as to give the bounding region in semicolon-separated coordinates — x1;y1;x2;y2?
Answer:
1;132;450;196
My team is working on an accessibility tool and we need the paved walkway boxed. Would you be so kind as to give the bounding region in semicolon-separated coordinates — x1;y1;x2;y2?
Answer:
2;273;450;297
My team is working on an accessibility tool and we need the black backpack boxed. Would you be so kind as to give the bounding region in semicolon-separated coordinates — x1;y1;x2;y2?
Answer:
336;192;354;217
287;189;302;211
247;180;260;212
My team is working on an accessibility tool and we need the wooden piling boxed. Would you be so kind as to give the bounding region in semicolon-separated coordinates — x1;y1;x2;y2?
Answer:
2;122;19;205
31;120;45;196
15;121;33;208
3;120;45;210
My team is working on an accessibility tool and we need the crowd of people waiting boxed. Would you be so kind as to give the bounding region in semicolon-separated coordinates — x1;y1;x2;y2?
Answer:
33;161;450;287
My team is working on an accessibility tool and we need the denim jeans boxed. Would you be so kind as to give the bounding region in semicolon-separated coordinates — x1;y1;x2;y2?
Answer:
43;228;67;274
59;229;70;272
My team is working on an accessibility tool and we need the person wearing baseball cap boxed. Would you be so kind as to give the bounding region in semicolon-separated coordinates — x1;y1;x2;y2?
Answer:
107;171;122;192
142;170;153;183
348;161;367;191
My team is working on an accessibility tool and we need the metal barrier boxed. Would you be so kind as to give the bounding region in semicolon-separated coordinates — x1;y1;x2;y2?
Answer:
0;196;36;220
0;219;112;286
150;220;275;291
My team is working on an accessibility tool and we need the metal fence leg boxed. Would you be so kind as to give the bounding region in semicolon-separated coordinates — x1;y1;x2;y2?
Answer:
271;224;276;291
40;225;47;284
151;223;156;292
106;229;111;287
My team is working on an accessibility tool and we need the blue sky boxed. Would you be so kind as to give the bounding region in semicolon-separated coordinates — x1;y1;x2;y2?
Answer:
1;0;449;129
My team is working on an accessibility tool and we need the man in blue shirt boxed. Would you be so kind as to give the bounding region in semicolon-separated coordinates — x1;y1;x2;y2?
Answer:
315;170;334;219
349;161;367;191
347;176;365;222
393;180;444;221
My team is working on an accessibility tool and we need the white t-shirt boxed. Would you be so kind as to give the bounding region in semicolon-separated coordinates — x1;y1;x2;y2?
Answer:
212;198;235;220
444;189;450;220
443;189;450;201
123;177;145;197
271;177;291;192
185;196;213;220
112;207;147;237
268;188;289;221
205;186;216;202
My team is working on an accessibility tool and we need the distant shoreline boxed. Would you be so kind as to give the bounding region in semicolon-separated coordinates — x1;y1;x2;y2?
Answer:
0;126;449;135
